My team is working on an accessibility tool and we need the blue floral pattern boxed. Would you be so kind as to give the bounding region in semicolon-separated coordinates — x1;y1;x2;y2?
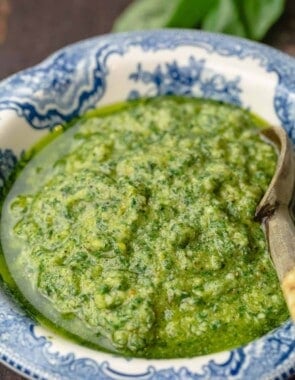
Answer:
128;57;242;105
0;39;125;129
0;149;17;189
0;30;295;132
0;30;295;379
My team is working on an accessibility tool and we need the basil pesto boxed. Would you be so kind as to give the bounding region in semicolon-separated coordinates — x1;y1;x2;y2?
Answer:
1;97;288;358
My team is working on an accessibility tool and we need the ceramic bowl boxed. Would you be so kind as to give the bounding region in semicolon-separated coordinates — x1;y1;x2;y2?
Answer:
0;29;295;380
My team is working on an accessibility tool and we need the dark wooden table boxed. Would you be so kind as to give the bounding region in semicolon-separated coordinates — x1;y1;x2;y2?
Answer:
0;1;295;379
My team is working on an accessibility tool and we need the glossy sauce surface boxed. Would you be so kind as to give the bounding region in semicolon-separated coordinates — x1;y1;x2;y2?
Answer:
1;97;288;358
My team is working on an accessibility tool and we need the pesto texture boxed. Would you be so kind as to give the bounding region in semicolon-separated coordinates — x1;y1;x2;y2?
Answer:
1;97;288;358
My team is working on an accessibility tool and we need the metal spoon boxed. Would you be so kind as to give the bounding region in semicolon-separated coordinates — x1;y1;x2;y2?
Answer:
255;125;295;320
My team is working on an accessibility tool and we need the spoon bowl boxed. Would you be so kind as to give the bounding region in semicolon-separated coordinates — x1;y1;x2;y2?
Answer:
255;125;295;320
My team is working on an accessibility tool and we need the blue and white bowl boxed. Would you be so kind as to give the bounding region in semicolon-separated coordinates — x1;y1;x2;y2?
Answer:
0;30;295;380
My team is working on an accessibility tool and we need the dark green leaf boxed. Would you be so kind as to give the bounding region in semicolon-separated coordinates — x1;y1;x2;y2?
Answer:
113;0;178;32
239;0;285;40
167;0;218;28
112;0;286;42
112;0;217;32
201;0;246;37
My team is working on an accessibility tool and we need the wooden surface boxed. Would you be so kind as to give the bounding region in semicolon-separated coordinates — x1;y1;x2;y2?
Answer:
0;0;295;379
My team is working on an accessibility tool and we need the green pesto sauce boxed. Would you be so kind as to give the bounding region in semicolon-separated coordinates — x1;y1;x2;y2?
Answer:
1;97;288;358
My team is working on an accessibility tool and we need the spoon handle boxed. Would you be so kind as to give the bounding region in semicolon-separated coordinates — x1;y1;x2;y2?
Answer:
266;205;295;320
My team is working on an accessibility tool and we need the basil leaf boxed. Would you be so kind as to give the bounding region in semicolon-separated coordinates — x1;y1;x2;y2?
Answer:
239;0;285;40
113;0;217;32
112;0;178;32
167;0;218;28
112;0;285;41
201;0;246;37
